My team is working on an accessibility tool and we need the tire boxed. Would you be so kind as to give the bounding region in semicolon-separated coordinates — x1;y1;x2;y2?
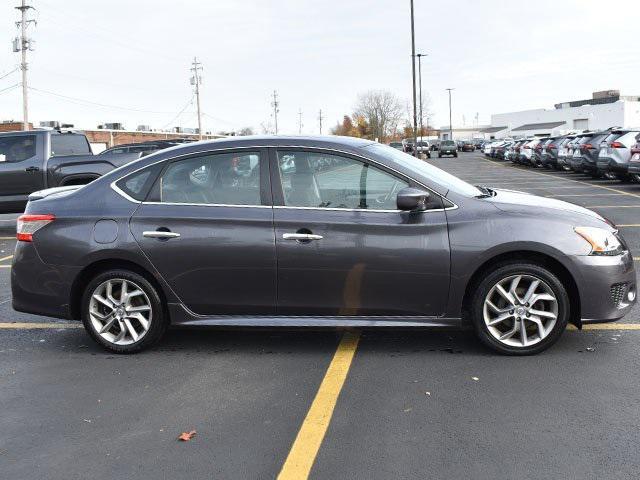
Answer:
438;154;442;158
81;269;167;353
469;262;569;355
454;153;458;158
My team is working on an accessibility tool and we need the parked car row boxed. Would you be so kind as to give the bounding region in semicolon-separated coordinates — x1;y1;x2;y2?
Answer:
484;128;640;181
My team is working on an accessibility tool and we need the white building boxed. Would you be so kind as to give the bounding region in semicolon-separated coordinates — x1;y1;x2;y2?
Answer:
439;125;492;141
485;90;640;139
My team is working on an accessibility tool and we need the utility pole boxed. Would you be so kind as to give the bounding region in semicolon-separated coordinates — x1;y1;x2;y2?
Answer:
416;53;426;139
190;57;203;140
318;109;323;135
409;0;418;156
297;108;303;134
446;88;455;140
271;90;279;134
14;0;35;131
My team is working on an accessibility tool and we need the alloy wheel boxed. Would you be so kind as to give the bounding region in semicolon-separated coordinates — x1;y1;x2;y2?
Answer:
88;279;152;346
483;274;558;348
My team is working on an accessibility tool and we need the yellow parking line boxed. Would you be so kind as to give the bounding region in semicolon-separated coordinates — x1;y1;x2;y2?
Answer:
0;322;83;329
0;255;13;262
0;265;10;269
616;224;640;228
0;237;16;240
486;159;640;200
568;324;640;331
278;331;360;480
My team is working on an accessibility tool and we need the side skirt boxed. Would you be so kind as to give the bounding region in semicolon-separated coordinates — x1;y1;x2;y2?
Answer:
168;304;462;328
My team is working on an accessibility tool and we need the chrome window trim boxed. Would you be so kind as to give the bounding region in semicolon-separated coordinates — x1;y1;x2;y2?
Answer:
143;201;271;209
109;144;459;210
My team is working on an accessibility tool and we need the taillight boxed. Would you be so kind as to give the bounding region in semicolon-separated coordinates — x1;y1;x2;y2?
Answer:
16;214;55;242
610;141;625;149
548;144;557;149
524;145;531;149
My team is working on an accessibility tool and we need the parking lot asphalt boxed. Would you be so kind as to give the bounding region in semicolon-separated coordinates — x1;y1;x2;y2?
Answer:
3;152;640;479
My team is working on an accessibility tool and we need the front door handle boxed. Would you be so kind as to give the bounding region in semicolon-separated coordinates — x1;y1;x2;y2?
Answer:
282;233;323;241
143;231;181;239
25;166;40;172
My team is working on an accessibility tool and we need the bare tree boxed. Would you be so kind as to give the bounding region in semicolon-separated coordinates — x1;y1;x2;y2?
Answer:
237;127;254;136
354;90;403;142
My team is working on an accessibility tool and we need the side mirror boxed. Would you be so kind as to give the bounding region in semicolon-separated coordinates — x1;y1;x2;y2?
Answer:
397;187;430;211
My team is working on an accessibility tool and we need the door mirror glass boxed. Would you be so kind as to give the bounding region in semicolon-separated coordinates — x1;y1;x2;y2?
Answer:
397;187;430;211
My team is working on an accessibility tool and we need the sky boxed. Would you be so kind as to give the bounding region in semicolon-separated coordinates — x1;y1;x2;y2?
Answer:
0;0;638;135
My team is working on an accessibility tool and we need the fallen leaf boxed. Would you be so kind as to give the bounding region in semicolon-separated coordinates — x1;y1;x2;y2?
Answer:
471;377;479;381
586;347;595;352
403;408;412;412
425;392;431;396
83;419;92;423
178;430;197;441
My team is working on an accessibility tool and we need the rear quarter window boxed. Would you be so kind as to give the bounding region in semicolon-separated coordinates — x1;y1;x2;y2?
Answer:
115;164;161;201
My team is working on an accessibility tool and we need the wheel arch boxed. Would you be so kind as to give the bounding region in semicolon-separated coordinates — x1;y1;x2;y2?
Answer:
461;250;581;328
69;258;169;321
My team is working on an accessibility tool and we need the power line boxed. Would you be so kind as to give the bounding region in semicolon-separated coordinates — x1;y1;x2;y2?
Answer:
0;67;19;81
0;83;21;95
160;96;194;130
28;86;184;114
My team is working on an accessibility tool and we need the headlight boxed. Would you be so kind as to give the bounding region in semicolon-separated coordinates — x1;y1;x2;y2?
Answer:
574;226;624;256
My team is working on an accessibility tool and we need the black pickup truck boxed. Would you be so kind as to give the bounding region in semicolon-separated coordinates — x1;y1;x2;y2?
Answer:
0;129;141;213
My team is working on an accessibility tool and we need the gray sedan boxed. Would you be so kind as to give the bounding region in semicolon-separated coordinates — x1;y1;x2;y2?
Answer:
11;136;636;354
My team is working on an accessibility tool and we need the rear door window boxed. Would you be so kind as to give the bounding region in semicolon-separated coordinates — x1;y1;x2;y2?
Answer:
51;134;92;156
158;151;263;206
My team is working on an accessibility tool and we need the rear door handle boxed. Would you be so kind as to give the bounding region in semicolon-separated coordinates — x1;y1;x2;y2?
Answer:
143;231;181;239
282;233;323;241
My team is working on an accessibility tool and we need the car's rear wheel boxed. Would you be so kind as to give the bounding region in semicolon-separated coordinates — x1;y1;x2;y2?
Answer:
81;269;167;353
470;262;569;355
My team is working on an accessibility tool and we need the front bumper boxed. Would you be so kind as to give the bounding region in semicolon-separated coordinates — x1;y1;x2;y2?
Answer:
570;251;636;324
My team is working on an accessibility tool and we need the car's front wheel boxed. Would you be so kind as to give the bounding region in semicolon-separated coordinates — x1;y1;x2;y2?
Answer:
81;269;167;353
470;262;569;355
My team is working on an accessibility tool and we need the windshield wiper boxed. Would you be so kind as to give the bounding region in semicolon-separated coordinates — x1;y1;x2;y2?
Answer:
474;185;495;198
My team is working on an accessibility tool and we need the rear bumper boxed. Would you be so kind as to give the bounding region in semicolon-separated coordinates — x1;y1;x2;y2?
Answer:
571;251;636;323
598;158;628;174
11;242;75;320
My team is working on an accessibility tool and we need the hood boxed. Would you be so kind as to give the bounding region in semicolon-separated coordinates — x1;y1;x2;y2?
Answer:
487;188;608;224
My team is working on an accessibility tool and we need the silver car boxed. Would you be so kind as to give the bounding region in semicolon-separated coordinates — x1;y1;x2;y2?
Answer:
596;129;640;180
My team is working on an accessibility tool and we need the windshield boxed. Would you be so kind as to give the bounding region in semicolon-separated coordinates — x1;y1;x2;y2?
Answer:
364;143;482;197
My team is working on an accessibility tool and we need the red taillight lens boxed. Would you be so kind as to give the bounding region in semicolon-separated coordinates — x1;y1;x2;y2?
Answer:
582;143;593;150
548;144;557;149
16;214;55;242
610;141;624;149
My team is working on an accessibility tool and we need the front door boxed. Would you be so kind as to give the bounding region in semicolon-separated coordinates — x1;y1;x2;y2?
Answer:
129;148;276;315
271;148;450;317
0;133;45;212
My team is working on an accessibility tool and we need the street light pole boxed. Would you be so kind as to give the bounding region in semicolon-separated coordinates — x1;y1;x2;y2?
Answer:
416;53;426;139
409;0;418;157
446;88;454;140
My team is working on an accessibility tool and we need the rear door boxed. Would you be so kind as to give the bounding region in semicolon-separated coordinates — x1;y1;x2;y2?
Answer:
271;148;450;317
0;133;44;212
129;148;276;315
